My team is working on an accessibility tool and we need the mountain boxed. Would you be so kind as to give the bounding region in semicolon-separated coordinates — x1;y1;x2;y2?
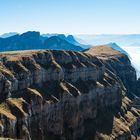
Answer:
0;47;140;139
66;35;76;43
85;45;137;94
0;31;83;52
66;35;91;48
44;36;83;51
42;33;90;48
0;31;42;51
0;32;18;38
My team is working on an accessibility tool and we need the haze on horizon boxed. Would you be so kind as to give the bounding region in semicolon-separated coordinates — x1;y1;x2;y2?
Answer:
0;0;140;35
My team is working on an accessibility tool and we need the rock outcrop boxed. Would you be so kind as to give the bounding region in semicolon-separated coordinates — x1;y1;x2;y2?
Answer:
85;45;137;94
0;47;139;140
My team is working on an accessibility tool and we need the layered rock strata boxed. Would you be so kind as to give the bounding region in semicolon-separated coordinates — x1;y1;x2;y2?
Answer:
0;48;139;140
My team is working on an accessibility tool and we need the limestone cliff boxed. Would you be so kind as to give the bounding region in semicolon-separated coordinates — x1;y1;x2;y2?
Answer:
0;47;139;140
85;45;137;94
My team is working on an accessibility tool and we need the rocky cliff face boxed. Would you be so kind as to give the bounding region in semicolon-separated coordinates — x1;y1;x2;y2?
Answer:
85;45;137;94
0;47;140;140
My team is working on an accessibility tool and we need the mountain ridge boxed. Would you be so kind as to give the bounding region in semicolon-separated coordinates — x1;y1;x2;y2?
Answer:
0;31;84;52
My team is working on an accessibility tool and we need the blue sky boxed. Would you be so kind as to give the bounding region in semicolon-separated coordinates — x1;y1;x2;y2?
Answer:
0;0;140;34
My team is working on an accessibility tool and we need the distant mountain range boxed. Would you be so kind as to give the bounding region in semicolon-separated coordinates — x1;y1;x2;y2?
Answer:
0;32;131;57
76;34;140;47
1;33;140;48
44;36;83;51
0;31;84;52
42;33;90;48
0;32;18;38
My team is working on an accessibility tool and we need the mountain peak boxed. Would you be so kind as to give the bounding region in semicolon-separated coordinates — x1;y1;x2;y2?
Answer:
20;31;40;37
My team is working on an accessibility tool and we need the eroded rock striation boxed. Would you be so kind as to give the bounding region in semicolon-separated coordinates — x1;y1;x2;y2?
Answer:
0;47;139;140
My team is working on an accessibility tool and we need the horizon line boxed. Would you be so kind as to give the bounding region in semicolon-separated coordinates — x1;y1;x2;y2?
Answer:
1;31;140;36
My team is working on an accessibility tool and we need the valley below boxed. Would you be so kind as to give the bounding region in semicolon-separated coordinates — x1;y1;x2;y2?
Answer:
121;46;140;78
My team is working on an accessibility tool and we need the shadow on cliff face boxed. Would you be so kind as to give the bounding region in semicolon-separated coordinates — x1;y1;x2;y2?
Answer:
80;105;121;140
28;80;122;140
7;78;123;140
135;78;140;96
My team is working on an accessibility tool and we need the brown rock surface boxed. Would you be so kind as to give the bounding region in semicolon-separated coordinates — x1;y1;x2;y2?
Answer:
85;45;124;57
0;48;139;140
